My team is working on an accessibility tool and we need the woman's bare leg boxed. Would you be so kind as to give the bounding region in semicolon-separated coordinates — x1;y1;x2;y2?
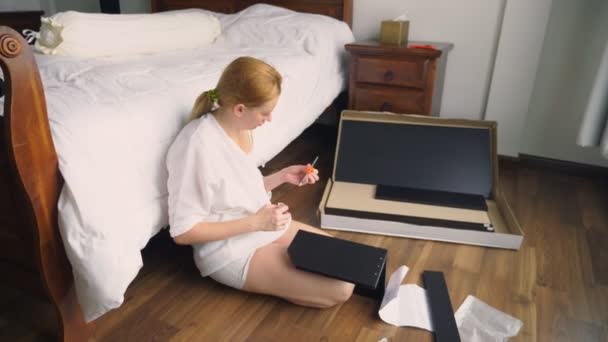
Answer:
243;243;354;308
243;220;354;308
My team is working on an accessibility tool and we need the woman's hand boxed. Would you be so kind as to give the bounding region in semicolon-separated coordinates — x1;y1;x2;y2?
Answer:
252;203;292;231
282;164;319;186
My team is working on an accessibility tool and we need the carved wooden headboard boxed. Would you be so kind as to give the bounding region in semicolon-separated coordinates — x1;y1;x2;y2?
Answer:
151;0;353;27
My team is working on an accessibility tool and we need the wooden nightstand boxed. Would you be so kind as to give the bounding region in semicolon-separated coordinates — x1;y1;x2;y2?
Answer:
345;41;452;116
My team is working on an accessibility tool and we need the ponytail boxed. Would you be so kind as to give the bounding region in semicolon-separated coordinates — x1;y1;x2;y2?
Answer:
189;90;216;122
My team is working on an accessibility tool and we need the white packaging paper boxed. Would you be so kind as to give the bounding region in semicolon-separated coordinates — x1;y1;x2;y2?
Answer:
379;266;523;342
378;265;433;331
455;295;523;342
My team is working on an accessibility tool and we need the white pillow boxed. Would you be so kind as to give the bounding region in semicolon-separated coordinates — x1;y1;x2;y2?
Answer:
35;10;221;58
219;5;353;54
217;4;354;75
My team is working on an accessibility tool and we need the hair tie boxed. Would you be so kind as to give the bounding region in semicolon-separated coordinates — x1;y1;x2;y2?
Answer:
207;89;219;103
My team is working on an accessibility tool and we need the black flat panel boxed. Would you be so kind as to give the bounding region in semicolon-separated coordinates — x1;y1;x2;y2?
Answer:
288;230;387;290
325;206;491;232
335;120;492;198
422;271;461;342
375;185;488;211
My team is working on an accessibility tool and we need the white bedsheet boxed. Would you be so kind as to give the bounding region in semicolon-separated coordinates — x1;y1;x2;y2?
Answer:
2;5;354;321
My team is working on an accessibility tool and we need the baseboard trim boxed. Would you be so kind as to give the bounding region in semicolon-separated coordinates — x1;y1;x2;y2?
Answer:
498;153;608;178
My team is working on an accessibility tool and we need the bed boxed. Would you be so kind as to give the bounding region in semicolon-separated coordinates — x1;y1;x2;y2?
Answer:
0;0;353;340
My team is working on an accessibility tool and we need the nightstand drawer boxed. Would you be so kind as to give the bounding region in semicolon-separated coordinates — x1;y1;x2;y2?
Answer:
356;57;426;89
353;86;425;114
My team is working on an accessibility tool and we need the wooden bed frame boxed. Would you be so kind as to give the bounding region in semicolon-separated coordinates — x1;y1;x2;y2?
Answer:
0;0;352;340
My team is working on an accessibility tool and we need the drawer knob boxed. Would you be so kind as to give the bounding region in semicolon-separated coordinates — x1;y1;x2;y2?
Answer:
380;102;392;112
383;70;394;81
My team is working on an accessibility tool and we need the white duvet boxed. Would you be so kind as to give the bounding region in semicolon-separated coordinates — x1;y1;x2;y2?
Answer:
2;4;353;321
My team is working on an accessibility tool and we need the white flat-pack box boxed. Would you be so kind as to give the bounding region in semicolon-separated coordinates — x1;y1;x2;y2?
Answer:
319;110;523;250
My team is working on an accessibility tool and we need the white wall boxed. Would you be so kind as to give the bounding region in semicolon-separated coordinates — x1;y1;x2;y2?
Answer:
120;0;150;14
40;0;56;15
484;0;552;157
54;0;98;13
0;0;41;11
353;0;505;120
520;0;608;167
0;0;56;22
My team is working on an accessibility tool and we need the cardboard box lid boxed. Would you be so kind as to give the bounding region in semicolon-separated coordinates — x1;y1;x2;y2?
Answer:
324;110;523;245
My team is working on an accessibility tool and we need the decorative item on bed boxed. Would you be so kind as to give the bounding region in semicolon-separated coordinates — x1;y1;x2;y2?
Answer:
0;0;354;340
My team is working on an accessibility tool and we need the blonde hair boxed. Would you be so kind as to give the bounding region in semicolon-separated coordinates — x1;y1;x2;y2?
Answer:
190;56;282;121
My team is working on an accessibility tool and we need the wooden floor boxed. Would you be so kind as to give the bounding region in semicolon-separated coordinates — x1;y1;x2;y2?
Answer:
1;123;607;341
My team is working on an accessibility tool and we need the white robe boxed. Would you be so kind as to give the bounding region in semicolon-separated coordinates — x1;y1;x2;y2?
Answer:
166;114;286;276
